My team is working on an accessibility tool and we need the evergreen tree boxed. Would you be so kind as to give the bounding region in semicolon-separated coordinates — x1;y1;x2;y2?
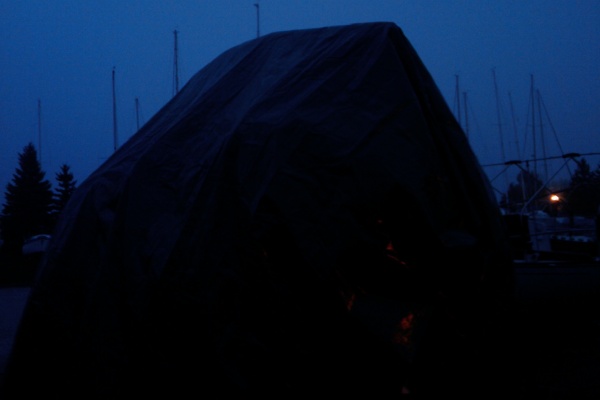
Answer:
567;158;599;217
52;164;77;222
1;143;53;251
500;169;545;213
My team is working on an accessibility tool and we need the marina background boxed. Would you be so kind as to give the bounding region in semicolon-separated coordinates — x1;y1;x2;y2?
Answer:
1;1;599;196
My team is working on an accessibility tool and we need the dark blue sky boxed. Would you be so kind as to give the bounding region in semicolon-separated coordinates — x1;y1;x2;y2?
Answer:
2;1;599;196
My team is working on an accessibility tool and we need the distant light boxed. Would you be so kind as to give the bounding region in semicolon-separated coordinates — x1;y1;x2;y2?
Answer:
550;194;560;202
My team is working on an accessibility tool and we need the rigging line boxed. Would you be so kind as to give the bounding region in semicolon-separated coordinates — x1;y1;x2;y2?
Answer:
519;158;576;216
482;152;595;167
488;163;513;183
539;93;565;154
487;163;518;201
490;184;508;199
538;90;573;178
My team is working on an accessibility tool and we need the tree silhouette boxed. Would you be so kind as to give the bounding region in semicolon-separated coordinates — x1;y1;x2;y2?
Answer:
500;169;544;213
1;142;53;252
52;164;77;222
567;158;600;217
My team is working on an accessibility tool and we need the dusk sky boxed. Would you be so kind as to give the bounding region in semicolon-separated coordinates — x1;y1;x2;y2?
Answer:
2;1;599;197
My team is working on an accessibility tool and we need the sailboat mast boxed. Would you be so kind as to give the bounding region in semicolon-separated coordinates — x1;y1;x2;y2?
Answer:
454;74;461;127
536;89;549;182
173;29;179;96
530;74;536;179
492;68;510;195
112;66;118;152
37;98;42;164
463;91;469;137
492;68;506;163
135;97;140;132
508;91;521;160
254;3;260;38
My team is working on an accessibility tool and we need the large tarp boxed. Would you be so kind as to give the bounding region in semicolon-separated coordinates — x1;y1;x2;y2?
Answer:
2;22;516;398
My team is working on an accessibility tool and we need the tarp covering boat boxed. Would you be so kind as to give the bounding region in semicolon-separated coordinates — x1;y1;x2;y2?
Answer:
2;22;516;398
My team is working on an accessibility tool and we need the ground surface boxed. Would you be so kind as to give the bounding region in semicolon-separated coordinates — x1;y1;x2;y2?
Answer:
1;282;599;398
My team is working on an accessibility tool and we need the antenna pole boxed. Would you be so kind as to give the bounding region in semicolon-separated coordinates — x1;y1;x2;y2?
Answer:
254;3;260;38
173;29;179;96
112;66;118;152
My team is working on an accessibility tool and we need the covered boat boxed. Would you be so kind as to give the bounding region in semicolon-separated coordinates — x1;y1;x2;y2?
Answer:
2;22;516;398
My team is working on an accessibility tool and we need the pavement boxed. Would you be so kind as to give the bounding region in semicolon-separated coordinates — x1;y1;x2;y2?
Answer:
1;284;599;398
510;294;600;399
0;286;30;385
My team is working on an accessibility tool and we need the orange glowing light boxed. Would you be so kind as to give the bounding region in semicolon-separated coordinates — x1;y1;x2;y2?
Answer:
393;312;415;345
